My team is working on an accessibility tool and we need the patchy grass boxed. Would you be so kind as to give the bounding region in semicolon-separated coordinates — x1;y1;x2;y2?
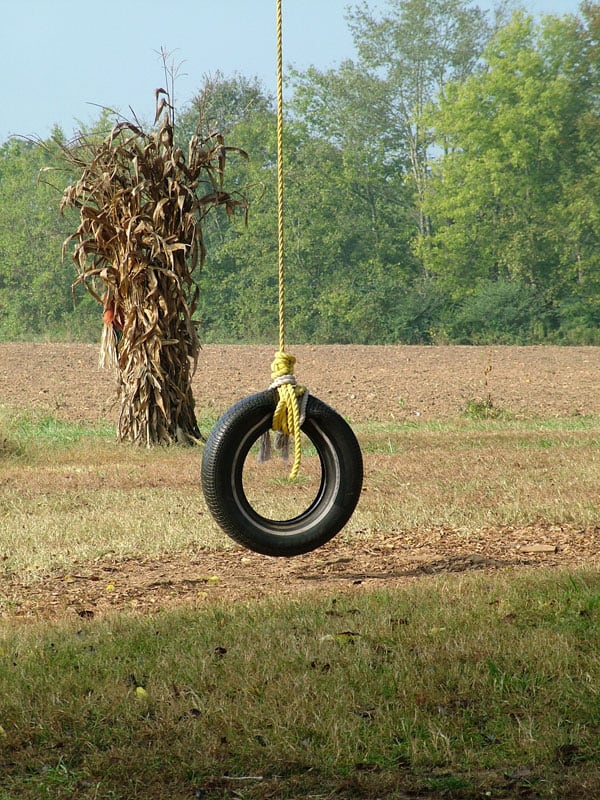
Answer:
354;413;600;534
1;570;599;799
1;408;600;576
1;406;600;798
463;396;513;420
0;407;114;454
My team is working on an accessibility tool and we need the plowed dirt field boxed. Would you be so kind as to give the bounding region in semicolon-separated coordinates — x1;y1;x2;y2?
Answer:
2;342;600;424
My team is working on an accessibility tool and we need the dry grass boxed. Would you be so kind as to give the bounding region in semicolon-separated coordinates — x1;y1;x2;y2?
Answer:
1;411;600;578
355;418;600;532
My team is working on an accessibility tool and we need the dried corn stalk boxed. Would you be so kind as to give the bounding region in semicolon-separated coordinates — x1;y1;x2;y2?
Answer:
60;92;247;445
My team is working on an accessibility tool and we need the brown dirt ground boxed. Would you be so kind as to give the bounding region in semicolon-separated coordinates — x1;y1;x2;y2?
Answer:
1;343;599;622
2;342;600;424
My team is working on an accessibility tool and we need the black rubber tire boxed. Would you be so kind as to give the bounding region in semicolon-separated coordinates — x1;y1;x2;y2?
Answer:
201;390;363;557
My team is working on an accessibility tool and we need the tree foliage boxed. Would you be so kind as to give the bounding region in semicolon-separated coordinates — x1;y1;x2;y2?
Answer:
0;1;597;347
0;133;88;339
423;6;600;341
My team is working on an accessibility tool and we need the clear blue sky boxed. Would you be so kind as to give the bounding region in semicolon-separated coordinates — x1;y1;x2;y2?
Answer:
1;0;583;143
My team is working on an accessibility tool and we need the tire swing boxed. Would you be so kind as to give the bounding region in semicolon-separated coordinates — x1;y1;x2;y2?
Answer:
201;0;363;557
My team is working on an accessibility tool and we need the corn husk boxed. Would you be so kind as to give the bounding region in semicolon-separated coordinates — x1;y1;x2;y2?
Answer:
59;92;248;445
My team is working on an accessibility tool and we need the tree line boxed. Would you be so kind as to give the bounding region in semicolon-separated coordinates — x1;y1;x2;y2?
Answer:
0;0;598;345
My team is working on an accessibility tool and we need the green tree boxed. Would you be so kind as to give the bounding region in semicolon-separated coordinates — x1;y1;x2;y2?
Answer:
423;7;599;340
447;278;547;343
190;71;420;344
175;75;278;342
0;133;91;339
347;0;501;245
289;60;422;341
553;2;600;339
181;71;274;136
281;0;505;343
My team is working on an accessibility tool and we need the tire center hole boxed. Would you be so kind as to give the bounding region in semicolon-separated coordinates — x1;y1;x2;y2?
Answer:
242;431;323;521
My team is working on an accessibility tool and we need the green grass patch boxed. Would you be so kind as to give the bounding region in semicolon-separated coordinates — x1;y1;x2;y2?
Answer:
1;569;599;799
463;397;513;421
0;405;221;461
356;413;600;441
0;408;114;458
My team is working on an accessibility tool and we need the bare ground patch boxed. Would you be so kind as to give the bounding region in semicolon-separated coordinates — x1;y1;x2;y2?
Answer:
2;524;598;622
1;343;600;425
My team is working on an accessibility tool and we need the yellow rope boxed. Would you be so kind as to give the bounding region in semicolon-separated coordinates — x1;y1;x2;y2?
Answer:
276;0;286;354
270;0;303;480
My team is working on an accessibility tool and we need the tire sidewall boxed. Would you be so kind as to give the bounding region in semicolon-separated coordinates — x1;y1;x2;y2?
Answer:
201;390;363;557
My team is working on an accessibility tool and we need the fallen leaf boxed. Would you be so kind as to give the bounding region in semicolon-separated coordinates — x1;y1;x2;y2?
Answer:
336;630;361;643
519;544;557;553
428;627;447;635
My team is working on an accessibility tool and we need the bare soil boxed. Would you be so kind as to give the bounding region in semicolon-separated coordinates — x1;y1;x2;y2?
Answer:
2;342;600;424
1;343;599;621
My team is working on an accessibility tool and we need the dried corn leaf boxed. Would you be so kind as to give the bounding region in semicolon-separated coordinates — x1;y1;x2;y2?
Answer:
59;91;248;445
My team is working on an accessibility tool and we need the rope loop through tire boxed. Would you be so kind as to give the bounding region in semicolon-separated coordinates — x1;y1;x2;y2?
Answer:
201;390;363;557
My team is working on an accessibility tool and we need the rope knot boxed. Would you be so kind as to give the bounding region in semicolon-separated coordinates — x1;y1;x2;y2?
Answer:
269;350;303;479
270;351;296;382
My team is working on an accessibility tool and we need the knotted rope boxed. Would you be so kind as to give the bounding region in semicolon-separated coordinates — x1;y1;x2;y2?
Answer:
270;350;303;478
